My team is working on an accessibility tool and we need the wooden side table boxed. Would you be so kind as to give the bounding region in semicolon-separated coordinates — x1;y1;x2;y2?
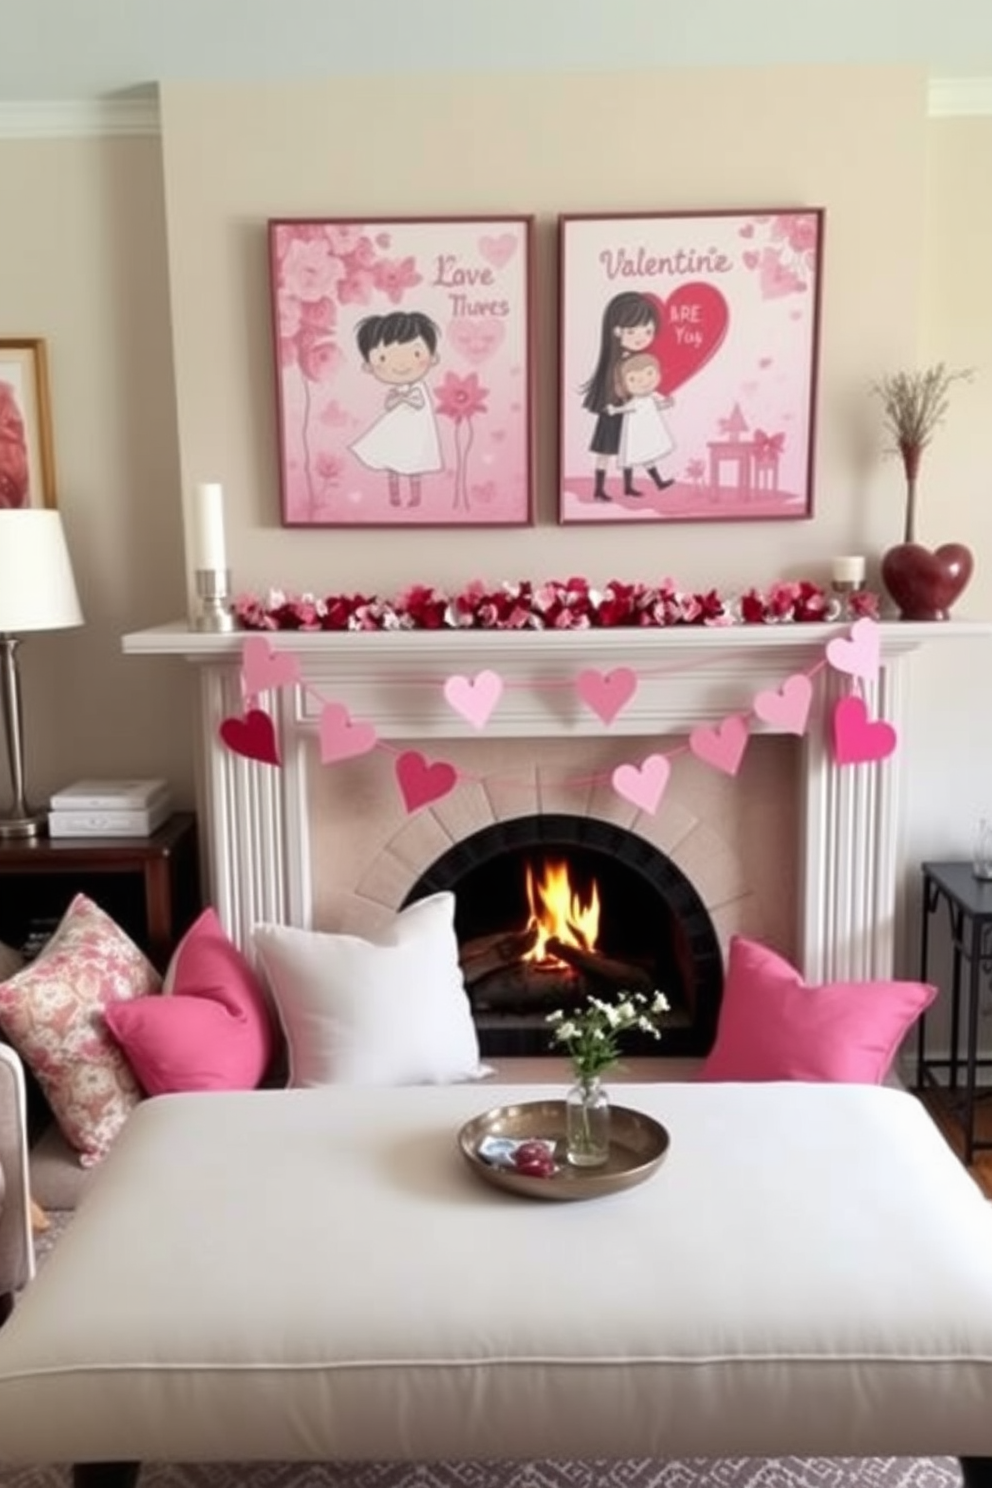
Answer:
917;860;992;1165
0;811;200;970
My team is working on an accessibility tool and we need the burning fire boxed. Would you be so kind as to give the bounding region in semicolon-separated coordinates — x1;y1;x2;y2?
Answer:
523;859;600;966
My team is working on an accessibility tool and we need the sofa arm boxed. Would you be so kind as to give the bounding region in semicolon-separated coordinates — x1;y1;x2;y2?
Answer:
0;1043;34;1317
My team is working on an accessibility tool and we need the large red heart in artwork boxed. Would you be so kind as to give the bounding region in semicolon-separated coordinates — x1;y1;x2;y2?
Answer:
646;283;729;395
880;542;974;621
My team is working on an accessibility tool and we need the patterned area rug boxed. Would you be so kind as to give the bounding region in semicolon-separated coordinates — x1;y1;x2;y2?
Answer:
0;1457;965;1487
4;1217;962;1488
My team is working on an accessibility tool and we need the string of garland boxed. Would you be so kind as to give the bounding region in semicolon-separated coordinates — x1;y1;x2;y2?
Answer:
233;577;881;633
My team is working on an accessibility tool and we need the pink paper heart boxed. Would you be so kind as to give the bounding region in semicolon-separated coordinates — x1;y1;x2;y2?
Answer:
826;617;880;682
739;224;755;238
832;696;898;766
219;709;280;766
443;670;503;729
688;715;750;776
318;702;378;764
576;666;638;726
479;232;517;268
447;317;505;366
743;250;759;270
611;755;671;815
395;751;458;813
752;674;813;736
241;636;300;697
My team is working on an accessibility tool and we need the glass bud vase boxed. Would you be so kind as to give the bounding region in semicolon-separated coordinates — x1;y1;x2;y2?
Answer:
565;1075;611;1168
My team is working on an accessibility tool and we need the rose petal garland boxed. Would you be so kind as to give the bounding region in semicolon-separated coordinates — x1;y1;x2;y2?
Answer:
232;577;881;633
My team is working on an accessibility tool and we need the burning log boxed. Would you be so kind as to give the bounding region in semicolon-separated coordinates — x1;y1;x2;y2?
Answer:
459;926;539;988
471;965;586;1012
545;937;654;997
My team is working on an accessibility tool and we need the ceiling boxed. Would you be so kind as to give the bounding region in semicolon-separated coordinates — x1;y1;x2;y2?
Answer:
1;0;990;103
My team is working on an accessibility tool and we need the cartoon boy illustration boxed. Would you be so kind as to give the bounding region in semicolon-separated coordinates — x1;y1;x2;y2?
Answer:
613;352;676;497
350;310;443;509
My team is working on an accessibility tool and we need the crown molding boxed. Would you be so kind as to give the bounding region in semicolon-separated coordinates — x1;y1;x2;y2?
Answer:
0;96;160;139
0;78;988;138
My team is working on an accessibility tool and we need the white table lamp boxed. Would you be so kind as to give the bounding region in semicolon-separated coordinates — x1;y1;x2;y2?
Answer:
0;510;84;839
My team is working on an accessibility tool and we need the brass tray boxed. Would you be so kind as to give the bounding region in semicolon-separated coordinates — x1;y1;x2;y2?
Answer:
458;1099;670;1202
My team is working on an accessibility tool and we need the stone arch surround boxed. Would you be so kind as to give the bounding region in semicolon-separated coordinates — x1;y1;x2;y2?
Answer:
306;732;799;964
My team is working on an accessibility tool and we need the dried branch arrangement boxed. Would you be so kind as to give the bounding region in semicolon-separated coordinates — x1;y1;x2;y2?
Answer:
871;362;974;543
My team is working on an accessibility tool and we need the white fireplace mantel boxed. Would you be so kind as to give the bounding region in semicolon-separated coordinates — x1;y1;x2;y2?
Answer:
124;618;992;985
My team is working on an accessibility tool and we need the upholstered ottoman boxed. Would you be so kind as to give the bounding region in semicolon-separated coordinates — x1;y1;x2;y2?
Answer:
1;1082;992;1486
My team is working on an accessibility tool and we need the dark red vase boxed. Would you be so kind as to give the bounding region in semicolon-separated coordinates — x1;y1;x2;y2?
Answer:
881;541;974;621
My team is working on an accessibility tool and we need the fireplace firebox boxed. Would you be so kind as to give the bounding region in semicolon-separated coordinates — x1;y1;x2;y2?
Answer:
404;813;723;1059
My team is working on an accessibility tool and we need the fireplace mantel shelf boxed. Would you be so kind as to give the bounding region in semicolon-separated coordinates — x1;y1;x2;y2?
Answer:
124;617;992;664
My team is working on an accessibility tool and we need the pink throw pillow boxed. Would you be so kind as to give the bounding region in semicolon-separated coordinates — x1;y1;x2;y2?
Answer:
104;908;275;1096
699;935;937;1085
0;894;158;1165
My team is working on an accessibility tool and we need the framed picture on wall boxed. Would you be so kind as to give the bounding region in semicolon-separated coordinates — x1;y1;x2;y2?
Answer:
268;215;534;528
0;338;56;510
558;208;824;524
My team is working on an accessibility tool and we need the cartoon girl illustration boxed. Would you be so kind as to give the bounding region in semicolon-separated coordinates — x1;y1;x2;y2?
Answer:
580;291;657;502
350;311;443;509
614;352;676;496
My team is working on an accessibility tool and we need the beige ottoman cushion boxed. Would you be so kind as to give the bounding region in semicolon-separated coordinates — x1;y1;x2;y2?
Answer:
1;1082;991;1465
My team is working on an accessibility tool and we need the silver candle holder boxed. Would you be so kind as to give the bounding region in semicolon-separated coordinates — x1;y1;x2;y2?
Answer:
194;568;236;633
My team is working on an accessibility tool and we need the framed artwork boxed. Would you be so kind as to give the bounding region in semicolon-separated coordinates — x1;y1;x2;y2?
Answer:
558;208;824;524
0;338;56;510
269;216;534;527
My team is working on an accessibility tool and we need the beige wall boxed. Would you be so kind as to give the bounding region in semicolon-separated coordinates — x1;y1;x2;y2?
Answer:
157;66;930;601
2;65;991;971
0;135;196;806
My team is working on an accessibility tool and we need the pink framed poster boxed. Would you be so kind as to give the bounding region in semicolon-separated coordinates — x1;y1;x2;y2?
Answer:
269;216;534;527
558;208;824;524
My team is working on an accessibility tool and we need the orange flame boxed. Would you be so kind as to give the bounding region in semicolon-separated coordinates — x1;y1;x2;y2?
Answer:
523;859;600;965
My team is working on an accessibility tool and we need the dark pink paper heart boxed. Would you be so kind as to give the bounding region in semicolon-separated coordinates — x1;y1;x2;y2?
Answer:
219;709;281;766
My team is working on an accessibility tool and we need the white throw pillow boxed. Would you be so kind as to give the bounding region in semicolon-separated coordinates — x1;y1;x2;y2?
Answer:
253;892;486;1087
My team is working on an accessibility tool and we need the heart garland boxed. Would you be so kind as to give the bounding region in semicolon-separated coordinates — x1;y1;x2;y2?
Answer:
218;621;898;808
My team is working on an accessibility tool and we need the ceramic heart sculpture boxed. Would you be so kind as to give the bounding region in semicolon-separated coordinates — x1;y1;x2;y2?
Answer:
881;542;974;621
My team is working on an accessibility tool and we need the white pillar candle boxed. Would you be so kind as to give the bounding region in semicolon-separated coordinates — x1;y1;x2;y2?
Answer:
831;555;866;585
193;482;227;573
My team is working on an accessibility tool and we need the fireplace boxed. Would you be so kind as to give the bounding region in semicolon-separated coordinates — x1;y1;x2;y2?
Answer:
404;812;723;1057
123;619;984;1011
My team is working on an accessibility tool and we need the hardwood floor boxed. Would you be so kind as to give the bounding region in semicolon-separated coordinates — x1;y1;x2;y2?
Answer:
915;1088;992;1199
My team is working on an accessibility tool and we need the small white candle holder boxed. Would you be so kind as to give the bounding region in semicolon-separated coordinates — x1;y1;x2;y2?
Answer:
830;556;867;595
194;568;236;633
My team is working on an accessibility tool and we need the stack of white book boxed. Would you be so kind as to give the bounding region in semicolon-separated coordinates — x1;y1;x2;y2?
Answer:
48;779;173;839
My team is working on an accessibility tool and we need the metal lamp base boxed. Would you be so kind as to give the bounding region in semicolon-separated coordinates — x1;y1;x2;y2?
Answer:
0;807;47;841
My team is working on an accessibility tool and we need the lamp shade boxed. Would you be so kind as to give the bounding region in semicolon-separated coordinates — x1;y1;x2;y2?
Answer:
0;510;84;632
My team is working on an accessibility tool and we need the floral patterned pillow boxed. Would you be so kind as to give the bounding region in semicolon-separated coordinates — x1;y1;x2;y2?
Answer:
0;894;161;1166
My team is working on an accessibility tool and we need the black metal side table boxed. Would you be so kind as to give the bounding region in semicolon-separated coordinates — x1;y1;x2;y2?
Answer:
917;861;992;1165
